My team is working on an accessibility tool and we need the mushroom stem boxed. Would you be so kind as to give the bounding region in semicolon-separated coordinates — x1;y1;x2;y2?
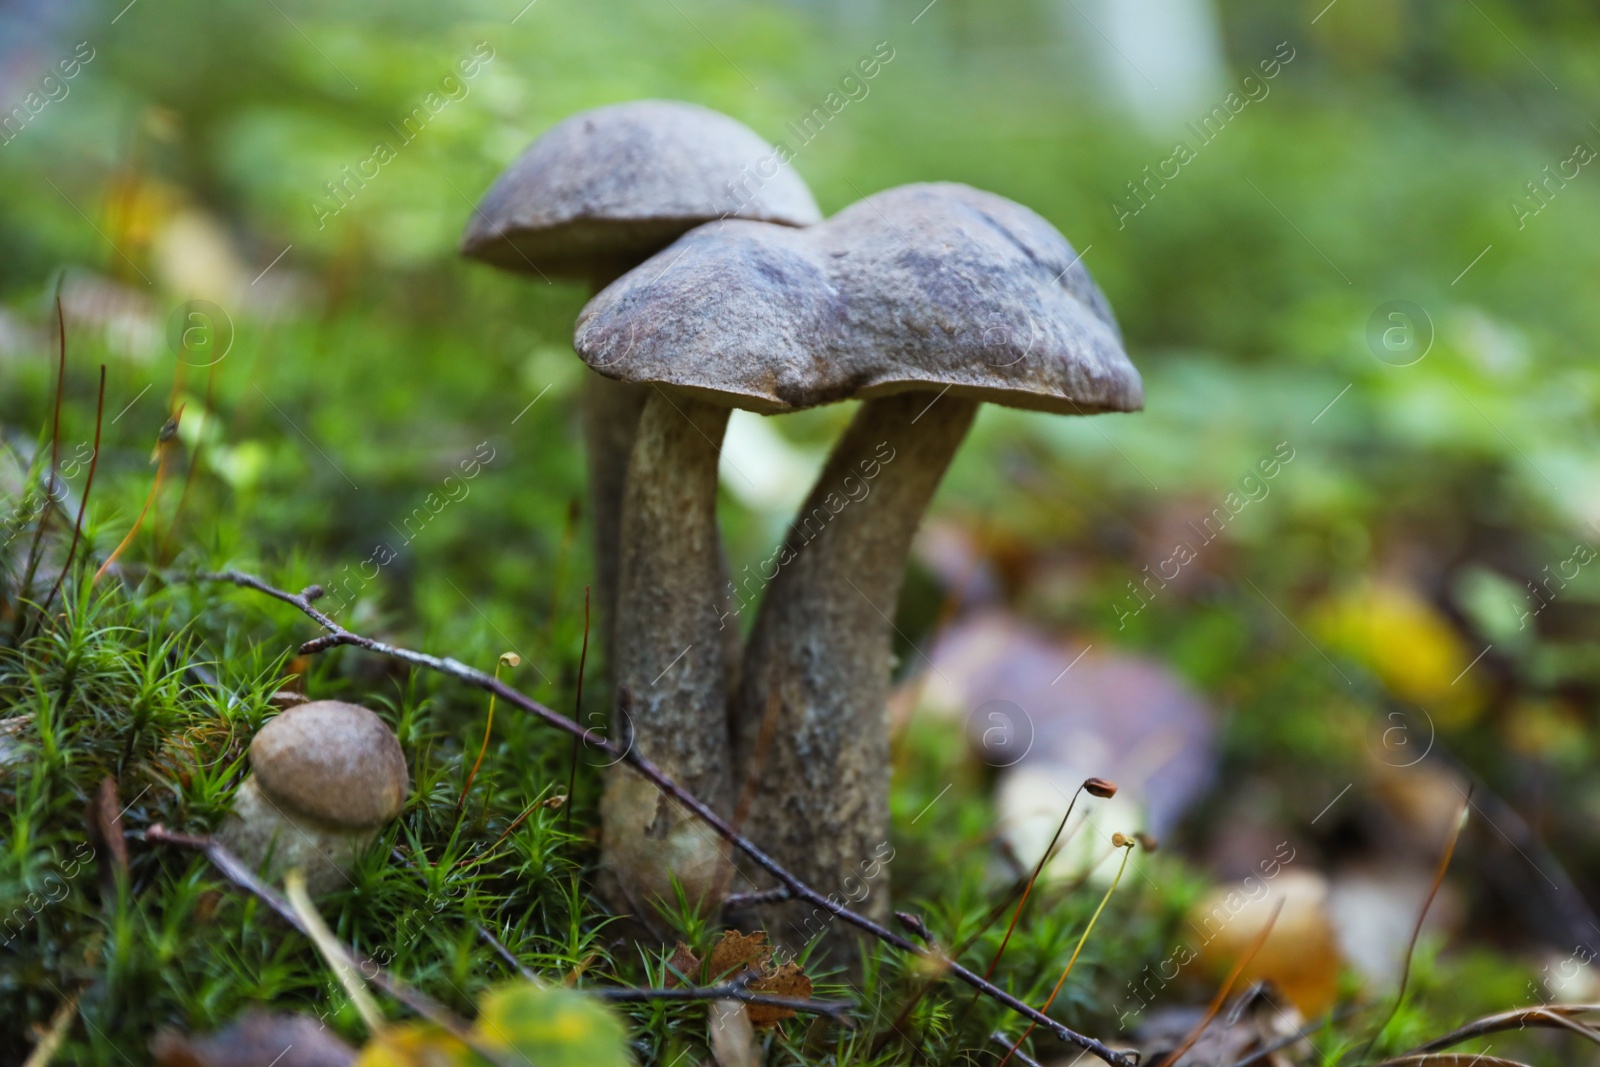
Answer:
582;373;743;697
579;370;648;668
600;390;736;914
733;392;979;931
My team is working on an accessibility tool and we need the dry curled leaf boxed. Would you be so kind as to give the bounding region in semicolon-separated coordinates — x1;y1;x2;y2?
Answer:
746;961;812;1027
707;930;771;981
665;941;702;987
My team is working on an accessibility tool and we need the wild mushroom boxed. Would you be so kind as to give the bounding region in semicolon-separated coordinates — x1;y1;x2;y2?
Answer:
219;699;408;894
577;183;1140;927
459;100;821;672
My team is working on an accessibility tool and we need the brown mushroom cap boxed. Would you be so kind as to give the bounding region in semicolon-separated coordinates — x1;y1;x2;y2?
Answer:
249;700;408;829
574;182;1141;415
460;100;822;279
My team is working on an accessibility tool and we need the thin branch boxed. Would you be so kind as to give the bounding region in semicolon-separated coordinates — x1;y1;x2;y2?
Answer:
22;987;79;1067
723;886;793;910
475;922;540;982
990;1033;1048;1067
180;568;1137;1067
593;979;853;1022
145;826;477;1042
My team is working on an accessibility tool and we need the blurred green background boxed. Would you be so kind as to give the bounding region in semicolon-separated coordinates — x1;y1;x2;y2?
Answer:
5;0;1600;1058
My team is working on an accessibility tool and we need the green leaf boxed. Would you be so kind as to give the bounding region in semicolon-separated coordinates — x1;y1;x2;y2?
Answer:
473;984;634;1067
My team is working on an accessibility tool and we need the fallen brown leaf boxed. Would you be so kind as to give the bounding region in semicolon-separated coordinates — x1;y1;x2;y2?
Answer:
747;961;813;1027
665;941;702;987
708;930;771;981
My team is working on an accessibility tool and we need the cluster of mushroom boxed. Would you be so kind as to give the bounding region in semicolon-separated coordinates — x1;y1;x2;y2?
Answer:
461;101;1143;931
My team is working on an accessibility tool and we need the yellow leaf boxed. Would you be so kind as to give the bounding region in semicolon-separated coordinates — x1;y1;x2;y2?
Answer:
354;1023;474;1067
1314;582;1485;727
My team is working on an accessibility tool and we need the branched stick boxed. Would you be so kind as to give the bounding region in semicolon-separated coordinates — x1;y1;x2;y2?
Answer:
186;569;1137;1067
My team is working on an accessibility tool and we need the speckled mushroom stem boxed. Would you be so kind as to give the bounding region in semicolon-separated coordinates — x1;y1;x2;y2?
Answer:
579;371;648;667
733;392;979;936
600;390;736;916
580;377;742;696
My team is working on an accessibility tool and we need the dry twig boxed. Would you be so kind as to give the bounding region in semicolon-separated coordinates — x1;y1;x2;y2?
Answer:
593;972;852;1022
144;825;478;1043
